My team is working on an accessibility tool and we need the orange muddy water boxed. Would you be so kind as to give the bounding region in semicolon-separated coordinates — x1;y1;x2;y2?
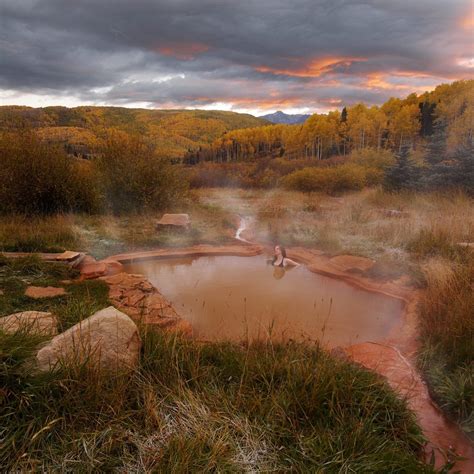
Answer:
124;255;404;346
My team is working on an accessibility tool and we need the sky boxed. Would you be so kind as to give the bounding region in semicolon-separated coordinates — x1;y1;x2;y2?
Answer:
0;0;473;116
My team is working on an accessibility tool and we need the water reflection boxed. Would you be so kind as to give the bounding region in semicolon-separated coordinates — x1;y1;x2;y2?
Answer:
272;266;286;280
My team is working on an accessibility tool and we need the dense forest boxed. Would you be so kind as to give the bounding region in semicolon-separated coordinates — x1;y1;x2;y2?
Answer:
0;106;268;160
185;80;473;163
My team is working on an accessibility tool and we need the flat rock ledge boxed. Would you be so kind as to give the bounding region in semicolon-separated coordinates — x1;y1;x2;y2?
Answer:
36;306;141;373
0;311;57;336
156;213;191;229
101;272;193;336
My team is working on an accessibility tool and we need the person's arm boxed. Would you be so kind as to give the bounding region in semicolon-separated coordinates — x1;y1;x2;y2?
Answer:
283;257;299;267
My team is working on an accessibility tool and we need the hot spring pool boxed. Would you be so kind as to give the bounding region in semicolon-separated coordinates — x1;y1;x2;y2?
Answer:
124;255;404;346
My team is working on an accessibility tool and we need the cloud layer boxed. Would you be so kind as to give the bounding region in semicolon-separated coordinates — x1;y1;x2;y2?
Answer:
1;0;472;113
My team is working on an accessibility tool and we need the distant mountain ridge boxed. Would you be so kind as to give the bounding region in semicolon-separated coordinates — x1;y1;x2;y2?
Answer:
259;110;310;124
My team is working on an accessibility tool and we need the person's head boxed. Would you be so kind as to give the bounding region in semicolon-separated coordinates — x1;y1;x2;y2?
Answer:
274;245;287;258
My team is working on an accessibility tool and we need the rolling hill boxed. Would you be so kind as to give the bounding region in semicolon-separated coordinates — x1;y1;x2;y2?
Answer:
0;106;269;159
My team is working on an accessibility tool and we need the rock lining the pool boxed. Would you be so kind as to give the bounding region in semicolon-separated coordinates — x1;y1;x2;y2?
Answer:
100;272;193;336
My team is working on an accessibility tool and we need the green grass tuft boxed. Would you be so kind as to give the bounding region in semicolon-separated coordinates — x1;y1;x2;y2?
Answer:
0;330;433;471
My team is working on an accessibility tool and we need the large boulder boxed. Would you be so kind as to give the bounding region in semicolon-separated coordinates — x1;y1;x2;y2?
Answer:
0;311;57;336
36;306;141;372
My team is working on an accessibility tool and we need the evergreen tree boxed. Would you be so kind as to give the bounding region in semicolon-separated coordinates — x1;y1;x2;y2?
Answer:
418;101;436;137
451;138;474;194
422;118;449;189
384;144;420;191
424;118;447;166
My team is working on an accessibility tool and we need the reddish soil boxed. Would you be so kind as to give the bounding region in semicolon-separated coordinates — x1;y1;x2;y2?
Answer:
346;342;474;471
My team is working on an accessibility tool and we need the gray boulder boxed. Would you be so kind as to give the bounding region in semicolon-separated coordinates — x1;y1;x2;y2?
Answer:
36;306;141;372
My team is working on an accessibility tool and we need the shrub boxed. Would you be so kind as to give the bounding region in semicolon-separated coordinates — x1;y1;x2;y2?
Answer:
96;132;188;214
0;131;97;214
349;147;395;170
283;164;366;194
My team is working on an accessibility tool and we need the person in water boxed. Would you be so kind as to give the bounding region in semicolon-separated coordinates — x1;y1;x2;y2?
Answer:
272;245;299;267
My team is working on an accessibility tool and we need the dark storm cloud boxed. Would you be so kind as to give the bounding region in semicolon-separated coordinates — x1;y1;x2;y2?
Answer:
0;0;472;111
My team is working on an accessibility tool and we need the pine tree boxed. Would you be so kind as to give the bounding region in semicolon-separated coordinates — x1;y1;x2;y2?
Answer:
384;144;420;191
418;101;436;137
424;118;447;166
422;118;449;189
451;138;474;194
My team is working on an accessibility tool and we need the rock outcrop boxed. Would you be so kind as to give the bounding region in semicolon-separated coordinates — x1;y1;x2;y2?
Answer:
101;272;192;336
36;306;141;372
0;311;57;336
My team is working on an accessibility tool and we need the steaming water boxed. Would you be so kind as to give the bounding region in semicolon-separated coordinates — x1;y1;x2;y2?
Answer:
235;215;252;242
124;256;403;346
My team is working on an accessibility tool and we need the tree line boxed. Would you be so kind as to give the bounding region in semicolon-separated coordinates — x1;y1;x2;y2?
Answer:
184;80;473;164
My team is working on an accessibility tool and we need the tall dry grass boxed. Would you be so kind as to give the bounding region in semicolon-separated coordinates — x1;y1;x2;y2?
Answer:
417;253;474;436
0;214;81;252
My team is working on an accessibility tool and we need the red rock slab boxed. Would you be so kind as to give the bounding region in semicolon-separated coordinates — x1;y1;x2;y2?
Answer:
107;243;263;264
101;259;124;276
80;261;107;279
25;286;66;299
79;257;124;280
101;272;188;336
345;342;474;472
329;254;375;272
287;247;413;302
55;251;81;261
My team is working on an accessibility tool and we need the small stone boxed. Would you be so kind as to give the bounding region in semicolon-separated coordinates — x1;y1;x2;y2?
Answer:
156;213;191;230
0;311;57;336
56;251;81;261
25;286;66;299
